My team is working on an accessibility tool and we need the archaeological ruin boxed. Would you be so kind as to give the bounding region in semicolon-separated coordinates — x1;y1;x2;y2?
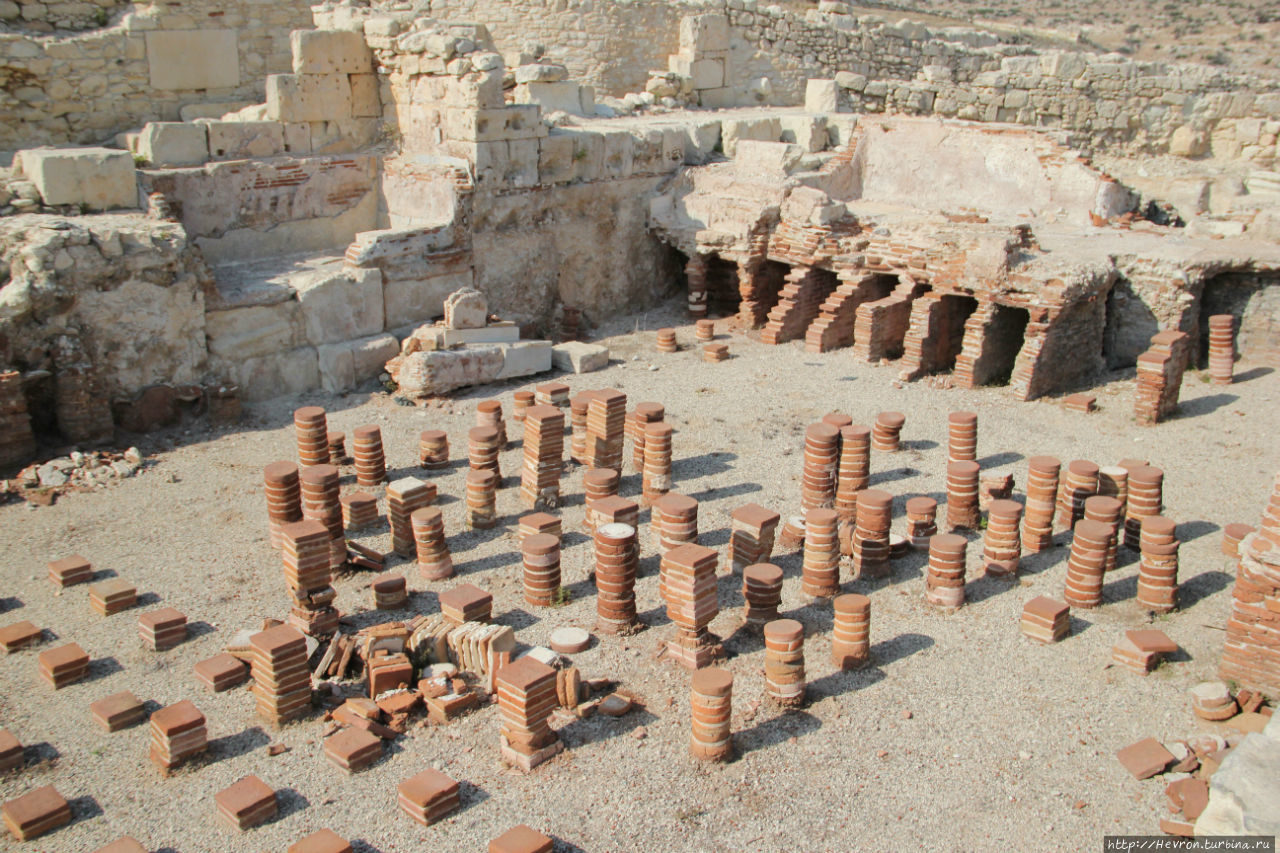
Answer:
1;0;1278;849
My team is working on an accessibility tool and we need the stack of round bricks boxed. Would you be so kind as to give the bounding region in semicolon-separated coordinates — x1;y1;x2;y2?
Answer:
352;426;386;487
522;534;561;607
520;405;565;510
418;430;448;470
465;469;498;529
327;432;346;465
1064;519;1111;608
1137;516;1179;613
372;574;407;609
468;426;503;478
689;668;733;762
476;400;507;447
1084;496;1125;571
512;391;534;423
801;509;840;598
1207;314;1235;385
835;425;871;518
822;411;853;431
1056;460;1098;530
802;423;839;511
263;462;302;549
411;507;452;580
653;493;698;555
569;392;592;464
982;499;1023;577
832;593;871;669
627;403;664;472
300;464;345;569
1097;465;1129;512
695;319;715;343
742;563;783;625
947;412;978;463
946;461;981;530
926;533;967;610
594;522;638;634
655;328;677;353
904;496;938;549
1124;465;1165;549
872;411;905;452
387;478;436;556
583;468;620;533
1222;523;1255;557
1022;456;1061;553
853;489;892;579
641;422;673;506
294;407;329;467
763;619;806;707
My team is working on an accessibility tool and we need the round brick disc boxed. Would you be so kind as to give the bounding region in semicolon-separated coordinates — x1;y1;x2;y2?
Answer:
549;627;592;655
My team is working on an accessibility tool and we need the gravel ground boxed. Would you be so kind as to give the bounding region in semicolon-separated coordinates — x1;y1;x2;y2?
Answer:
1;295;1277;853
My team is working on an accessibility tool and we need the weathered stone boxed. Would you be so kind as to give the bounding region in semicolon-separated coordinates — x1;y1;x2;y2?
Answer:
18;147;138;210
146;30;240;91
266;74;353;123
137;122;208;167
316;333;399;393
805;79;839;113
291;30;373;75
201;121;285;160
443;287;487;329
295;266;385;346
1194;719;1280;837
497;340;553;380
551;341;609;373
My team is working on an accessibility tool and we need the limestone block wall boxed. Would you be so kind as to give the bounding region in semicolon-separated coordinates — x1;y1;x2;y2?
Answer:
0;0;313;151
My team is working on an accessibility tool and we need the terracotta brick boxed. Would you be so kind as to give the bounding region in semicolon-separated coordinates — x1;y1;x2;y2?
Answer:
2;785;71;841
214;774;277;831
288;828;353;853
489;824;554;853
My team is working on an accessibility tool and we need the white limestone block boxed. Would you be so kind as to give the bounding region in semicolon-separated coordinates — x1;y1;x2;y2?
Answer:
18;147;138;210
291;30;372;75
296;266;385;346
496;340;553;380
805;79;839;113
552;341;609;374
444;287;488;329
266;73;353;123
137;122;208;167
202;120;285;159
146;30;240;90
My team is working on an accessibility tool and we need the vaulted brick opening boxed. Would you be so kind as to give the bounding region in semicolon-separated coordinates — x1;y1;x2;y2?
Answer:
1196;271;1280;367
1102;276;1158;370
972;303;1029;386
935;293;979;372
704;253;741;314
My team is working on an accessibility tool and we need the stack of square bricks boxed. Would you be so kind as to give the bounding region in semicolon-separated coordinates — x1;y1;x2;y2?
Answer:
48;555;92;588
627;403;664;471
1;785;70;841
584;389;626;472
281;519;338;636
517;512;561;548
569;392;592;464
325;728;383;773
664;544;720;669
1112;629;1178;674
397;769;460;825
215;775;277;831
249;624;311;725
387;478;436;556
1134;330;1192;425
194;653;248;692
727;503;780;572
90;579;137;615
1020;597;1069;643
149;700;207;771
535;381;570;408
38;643;88;688
0;621;42;653
520;405;565;510
1218;472;1280;696
496;657;561;770
91;691;146;732
440;583;493;624
300;463;345;570
138;607;187;651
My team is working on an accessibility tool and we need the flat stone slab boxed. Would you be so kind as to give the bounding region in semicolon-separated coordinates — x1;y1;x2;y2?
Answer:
552;341;609;374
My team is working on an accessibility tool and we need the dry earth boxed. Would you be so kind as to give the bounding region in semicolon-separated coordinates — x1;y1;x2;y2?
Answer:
1;295;1277;852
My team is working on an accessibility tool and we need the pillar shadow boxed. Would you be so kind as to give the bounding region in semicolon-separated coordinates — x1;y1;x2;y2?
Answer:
497;607;540;632
453;550;520;577
976;451;1024;469
559;707;658;749
735;709;822;755
275;787;311;821
0;596;22;612
807;662;886;701
67;795;104;824
206;726;271;763
1233;366;1273;383
1175;393;1238;419
685;482;764;504
1066;613;1093;637
1177;570;1233;610
1101;572;1138;603
1177;520;1219;543
965;574;1020;605
83;656;124;684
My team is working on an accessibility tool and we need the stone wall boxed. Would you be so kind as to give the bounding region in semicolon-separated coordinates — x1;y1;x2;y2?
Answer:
0;0;312;151
1;0;126;33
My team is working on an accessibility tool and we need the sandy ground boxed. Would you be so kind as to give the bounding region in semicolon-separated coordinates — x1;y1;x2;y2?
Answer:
1;296;1278;852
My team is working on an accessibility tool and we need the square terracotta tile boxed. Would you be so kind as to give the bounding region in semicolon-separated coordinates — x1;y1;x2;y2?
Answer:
1116;737;1175;779
90;691;146;732
489;824;554;853
287;828;353;853
2;785;71;841
214;774;277;831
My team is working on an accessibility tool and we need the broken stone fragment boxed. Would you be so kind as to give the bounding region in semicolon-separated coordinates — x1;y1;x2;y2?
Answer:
551;342;609;374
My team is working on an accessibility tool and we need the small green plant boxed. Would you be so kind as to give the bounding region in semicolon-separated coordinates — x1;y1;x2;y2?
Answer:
551;587;572;607
572;147;588;162
78;202;90;214
676;806;708;823
93;8;108;27
133;154;147;166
